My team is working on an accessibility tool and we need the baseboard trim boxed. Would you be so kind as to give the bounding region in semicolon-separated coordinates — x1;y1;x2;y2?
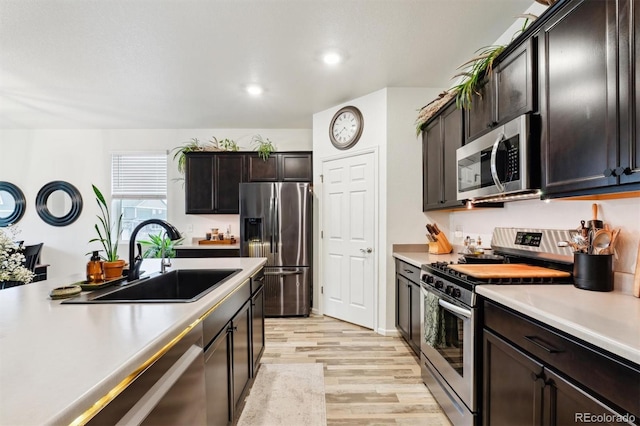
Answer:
376;327;400;337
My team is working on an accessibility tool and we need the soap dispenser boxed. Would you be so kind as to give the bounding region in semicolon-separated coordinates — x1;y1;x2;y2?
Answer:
86;251;104;283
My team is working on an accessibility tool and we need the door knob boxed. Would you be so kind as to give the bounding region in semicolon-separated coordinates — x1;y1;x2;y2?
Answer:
360;248;373;253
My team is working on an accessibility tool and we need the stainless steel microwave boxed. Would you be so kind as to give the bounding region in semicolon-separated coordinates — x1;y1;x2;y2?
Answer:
456;114;540;202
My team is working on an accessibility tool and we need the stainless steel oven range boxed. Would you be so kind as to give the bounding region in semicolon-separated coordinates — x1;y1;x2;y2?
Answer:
419;228;576;426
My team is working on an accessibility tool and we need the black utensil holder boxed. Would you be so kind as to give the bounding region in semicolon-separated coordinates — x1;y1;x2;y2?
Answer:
573;253;613;292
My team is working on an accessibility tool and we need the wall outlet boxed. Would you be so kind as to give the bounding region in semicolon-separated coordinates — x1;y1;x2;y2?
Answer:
187;224;193;233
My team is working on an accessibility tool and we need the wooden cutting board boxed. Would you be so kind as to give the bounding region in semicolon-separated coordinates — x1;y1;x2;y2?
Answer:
198;239;237;245
448;264;571;279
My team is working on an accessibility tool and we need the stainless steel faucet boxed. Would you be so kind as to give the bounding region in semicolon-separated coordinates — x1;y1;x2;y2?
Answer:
128;219;182;281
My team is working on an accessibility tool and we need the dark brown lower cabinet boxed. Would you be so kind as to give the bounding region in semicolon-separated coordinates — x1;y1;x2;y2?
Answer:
251;285;265;376
231;301;251;417
483;330;625;425
483;330;544;425
482;299;639;425
395;259;421;356
205;326;231;426
396;273;411;342
201;274;264;425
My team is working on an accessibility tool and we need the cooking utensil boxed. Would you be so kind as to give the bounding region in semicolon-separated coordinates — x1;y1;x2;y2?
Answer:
587;203;603;230
580;220;588;239
432;223;442;234
558;240;582;252
599;228;620;256
571;234;589;252
591;229;612;254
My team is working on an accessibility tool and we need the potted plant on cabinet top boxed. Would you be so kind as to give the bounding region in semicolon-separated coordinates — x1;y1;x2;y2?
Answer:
89;184;125;279
252;134;276;161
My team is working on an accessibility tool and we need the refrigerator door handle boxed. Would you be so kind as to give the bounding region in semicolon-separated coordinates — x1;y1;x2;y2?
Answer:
274;195;279;253
270;196;275;253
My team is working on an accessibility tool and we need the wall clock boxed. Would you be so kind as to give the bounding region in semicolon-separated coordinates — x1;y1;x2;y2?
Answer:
329;106;364;150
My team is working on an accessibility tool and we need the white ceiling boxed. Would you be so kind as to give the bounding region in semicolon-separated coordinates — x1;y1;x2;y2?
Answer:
0;0;534;129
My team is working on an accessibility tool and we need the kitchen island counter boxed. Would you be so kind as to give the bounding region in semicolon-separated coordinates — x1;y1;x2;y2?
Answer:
477;284;640;365
0;257;266;426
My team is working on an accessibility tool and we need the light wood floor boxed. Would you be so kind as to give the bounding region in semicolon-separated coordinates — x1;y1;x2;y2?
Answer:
261;314;452;426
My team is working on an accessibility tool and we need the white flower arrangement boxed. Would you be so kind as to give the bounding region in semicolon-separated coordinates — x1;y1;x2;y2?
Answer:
0;226;35;285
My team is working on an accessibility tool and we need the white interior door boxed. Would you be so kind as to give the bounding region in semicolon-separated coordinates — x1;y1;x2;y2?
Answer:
322;152;375;329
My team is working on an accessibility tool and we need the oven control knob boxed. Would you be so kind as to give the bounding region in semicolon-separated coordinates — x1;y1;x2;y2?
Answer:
452;288;461;298
435;280;444;289
445;285;453;295
426;275;434;284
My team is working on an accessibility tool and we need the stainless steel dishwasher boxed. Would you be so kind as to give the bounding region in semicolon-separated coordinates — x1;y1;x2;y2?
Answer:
87;324;206;425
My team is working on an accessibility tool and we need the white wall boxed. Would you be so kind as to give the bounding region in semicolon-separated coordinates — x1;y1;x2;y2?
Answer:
0;128;311;282
312;87;441;334
312;88;387;324
445;197;640;294
385;87;441;331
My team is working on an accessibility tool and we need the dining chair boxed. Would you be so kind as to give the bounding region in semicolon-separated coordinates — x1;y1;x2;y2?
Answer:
22;243;43;273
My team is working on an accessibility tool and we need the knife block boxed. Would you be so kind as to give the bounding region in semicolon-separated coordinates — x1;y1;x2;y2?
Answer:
428;232;453;254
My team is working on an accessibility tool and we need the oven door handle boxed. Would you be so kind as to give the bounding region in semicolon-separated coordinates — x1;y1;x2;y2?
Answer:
438;299;472;318
490;132;506;193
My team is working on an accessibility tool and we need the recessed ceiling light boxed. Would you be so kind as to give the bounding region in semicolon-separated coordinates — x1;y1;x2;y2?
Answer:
246;84;263;96
322;51;342;65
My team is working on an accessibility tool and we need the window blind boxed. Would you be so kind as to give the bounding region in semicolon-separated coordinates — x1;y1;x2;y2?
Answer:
111;154;167;199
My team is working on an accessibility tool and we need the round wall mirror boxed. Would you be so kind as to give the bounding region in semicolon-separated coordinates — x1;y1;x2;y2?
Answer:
36;181;83;226
0;181;26;227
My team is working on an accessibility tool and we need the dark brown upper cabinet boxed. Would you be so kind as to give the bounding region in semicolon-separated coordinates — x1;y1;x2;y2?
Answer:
540;0;640;197
465;38;536;143
185;153;245;214
247;154;278;182
246;152;312;182
422;101;466;211
186;151;312;214
619;0;640;186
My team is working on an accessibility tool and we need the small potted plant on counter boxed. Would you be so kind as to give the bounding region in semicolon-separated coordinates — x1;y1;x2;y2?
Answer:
89;184;125;279
139;231;184;259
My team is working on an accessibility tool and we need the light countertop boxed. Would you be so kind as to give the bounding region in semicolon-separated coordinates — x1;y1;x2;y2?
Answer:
392;249;639;365
0;257;266;426
393;251;459;267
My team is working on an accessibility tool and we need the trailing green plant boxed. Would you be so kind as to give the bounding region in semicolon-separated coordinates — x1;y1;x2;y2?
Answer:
171;137;240;177
252;134;276;161
213;137;239;152
451;15;536;110
170;138;215;175
89;184;123;262
138;231;184;259
451;44;506;109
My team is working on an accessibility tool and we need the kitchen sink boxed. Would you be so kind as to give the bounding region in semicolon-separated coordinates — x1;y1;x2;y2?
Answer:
63;269;241;303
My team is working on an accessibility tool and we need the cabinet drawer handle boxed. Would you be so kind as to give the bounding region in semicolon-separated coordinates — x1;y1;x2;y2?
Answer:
404;269;414;274
524;335;562;354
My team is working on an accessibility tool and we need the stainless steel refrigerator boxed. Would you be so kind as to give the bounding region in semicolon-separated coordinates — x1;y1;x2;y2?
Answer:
239;182;312;317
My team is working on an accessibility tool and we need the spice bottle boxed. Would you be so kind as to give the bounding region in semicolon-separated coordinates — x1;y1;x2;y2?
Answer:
86;251;104;283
